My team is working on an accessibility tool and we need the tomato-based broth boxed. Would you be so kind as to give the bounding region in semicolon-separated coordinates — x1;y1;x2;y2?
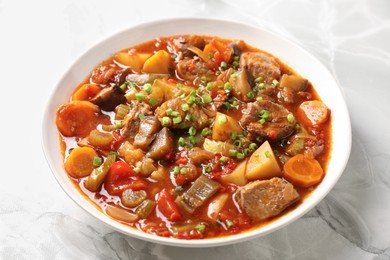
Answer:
56;35;331;239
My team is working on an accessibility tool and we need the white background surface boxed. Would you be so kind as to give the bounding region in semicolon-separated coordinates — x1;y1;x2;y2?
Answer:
1;0;390;259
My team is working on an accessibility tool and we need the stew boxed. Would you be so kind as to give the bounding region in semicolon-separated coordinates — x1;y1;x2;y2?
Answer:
56;35;331;239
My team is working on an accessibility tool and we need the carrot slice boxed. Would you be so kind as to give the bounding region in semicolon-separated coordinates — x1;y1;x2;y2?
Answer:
65;147;98;178
298;100;330;126
283;154;324;188
72;84;101;101
56;101;101;137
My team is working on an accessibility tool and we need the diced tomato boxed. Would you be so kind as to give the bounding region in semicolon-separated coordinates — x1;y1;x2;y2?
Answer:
104;161;148;196
268;130;277;139
165;149;175;161
157;188;182;222
168;78;177;84
175;157;188;165
175;174;187;186
214;51;223;64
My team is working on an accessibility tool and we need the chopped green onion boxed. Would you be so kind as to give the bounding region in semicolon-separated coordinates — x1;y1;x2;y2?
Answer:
143;83;152;93
232;61;239;67
295;124;301;130
178;137;186;147
173;116;182;124
265;150;271;158
217;114;227;124
208;52;214;58
179;122;187;129
255;76;263;83
236;153;245;159
242;130;248;137
256;96;263;102
258;83;265;89
189;136;196;145
181;103;190;111
220;61;227;69
203;164;212;173
134;167;141;173
160;116;171;126
272;79;279;86
244;148;251;156
230;131;237;140
226;219;234;228
189;126;197;136
195;224;206;232
287;113;295;123
149;98;158;106
259;118;266;124
233;55;239;61
175;186;183;191
174;166;180;175
135;92;145;101
202;93;212;103
180;167;188;174
224;82;232;91
114;120;122;129
190;90;197;97
259;109;270;119
170;111;180;117
229;149;238;157
220;156;228;163
206;82;214;91
93;156;102;167
171;54;177;60
201;76;211;82
119;83;128;91
187;96;196;104
166;108;173;116
246;91;254;99
138;113;145;120
249;143;258;150
201;128;211;137
234;140;242;148
230;73;238;80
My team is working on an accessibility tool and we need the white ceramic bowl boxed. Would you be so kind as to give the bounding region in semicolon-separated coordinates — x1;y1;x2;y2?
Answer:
42;18;351;247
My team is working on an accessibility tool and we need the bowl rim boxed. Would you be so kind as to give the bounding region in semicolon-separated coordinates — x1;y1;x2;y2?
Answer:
42;17;352;247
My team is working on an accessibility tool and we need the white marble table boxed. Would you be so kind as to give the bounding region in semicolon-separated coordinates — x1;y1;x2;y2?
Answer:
1;0;389;259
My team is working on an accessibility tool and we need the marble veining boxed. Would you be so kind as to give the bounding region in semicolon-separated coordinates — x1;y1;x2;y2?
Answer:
0;0;389;259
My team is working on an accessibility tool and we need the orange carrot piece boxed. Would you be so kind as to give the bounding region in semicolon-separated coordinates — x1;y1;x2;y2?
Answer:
72;84;101;101
65;147;98;178
283;154;324;188
298;100;330;126
56;101;100;137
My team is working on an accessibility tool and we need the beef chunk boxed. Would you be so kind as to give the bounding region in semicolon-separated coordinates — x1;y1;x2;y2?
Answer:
133;116;161;150
90;86;126;111
147;127;174;160
173;35;206;58
239;52;281;84
155;98;210;129
235;177;300;221
240;100;295;141
176;58;213;83
121;101;153;141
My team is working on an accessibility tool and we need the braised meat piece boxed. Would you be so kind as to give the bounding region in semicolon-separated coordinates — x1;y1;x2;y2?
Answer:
239;52;281;84
176;58;213;83
121;101;153;141
240;100;295;141
235;177;300;221
147;127;174;160
133;116;161;151
173;35;206;58
155;98;210;129
90;85;126;111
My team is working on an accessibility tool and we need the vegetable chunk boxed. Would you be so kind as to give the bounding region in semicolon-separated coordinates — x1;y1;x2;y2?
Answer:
245;141;281;180
65;147;98;178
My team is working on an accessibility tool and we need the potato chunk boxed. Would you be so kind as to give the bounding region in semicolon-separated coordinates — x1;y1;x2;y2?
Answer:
143;50;171;74
245;141;281;180
212;112;242;141
221;159;248;186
